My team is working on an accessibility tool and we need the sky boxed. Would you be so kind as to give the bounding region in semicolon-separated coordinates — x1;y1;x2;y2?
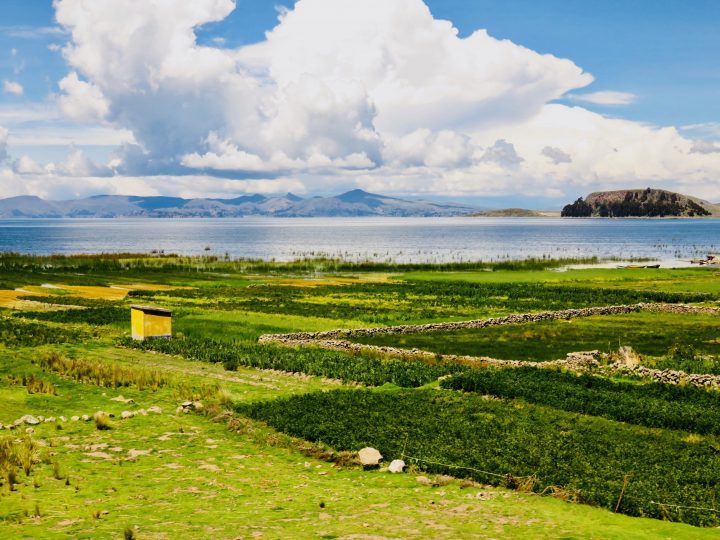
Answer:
0;0;719;208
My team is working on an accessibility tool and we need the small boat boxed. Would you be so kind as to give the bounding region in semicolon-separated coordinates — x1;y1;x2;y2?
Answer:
618;264;660;269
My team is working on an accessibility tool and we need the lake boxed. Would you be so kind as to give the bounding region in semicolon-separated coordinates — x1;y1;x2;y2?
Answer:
0;217;718;263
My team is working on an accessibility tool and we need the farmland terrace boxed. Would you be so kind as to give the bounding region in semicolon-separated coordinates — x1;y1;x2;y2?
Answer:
1;253;720;537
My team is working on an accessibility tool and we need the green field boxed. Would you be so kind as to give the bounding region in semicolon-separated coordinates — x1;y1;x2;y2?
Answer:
1;254;720;538
349;311;720;363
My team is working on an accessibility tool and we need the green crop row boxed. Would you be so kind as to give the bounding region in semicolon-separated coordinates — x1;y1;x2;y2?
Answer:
128;279;709;326
0;317;87;347
15;307;128;326
440;367;720;434
239;388;720;527
121;336;465;387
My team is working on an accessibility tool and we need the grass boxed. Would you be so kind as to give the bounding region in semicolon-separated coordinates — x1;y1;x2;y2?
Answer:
349;311;720;361
240;388;720;526
2;255;720;537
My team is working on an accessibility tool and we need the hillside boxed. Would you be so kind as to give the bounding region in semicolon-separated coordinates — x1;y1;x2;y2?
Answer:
470;208;559;217
561;188;720;217
0;190;478;218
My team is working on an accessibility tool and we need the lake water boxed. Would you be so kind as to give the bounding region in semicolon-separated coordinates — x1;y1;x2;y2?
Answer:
0;217;718;264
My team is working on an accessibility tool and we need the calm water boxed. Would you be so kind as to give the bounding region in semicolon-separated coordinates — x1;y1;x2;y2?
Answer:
0;217;718;263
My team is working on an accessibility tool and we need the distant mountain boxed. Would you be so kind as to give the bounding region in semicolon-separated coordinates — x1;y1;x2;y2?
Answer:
469;208;559;218
0;190;478;218
561;188;720;218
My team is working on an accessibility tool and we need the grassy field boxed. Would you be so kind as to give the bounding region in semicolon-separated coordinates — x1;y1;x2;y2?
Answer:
1;254;720;538
349;311;720;362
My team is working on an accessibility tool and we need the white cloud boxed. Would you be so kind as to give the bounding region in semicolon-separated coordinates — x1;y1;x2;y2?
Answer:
568;91;637;106
690;140;720;154
0;126;8;161
12;155;44;174
3;80;24;96
57;72;109;123
480;139;523;167
0;0;712;202
542;146;572;164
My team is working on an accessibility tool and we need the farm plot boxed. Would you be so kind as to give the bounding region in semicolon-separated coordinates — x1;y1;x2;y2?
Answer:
347;311;720;362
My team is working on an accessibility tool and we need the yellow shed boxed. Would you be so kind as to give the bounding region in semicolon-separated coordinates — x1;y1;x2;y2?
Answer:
131;305;172;340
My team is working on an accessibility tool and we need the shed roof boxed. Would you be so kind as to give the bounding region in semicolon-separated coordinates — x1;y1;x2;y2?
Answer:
130;305;172;316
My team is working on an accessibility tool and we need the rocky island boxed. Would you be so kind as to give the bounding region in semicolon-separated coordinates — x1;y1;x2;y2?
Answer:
561;188;720;217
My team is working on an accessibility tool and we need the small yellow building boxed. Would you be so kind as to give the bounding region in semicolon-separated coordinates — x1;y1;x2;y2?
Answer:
131;305;172;340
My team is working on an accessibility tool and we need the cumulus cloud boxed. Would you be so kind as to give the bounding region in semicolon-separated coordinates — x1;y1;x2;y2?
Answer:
568;91;637;106
480;140;524;167
542;146;572;164
0;126;8;161
53;0;590;177
0;0;708;202
3;80;23;96
690;140;720;154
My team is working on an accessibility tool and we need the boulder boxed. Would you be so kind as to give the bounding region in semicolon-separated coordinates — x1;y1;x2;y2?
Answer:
121;411;134;419
388;459;406;473
358;447;382;466
71;416;80;422
147;406;162;414
19;415;40;426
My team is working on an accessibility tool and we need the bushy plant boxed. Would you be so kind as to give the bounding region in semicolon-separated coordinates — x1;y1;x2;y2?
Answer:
240;388;720;527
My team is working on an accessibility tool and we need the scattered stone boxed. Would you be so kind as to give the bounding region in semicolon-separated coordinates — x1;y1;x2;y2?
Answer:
127;448;153;459
110;395;135;404
71;416;80;422
37;416;44;422
416;475;433;486
137;409;147;416
147;406;162;414
192;401;204;411
25;427;35;435
45;417;56;423
81;415;90;422
388;459;406;473
358;447;382;466
120;411;134;419
85;451;113;460
19;415;40;426
175;406;184;414
59;416;67;422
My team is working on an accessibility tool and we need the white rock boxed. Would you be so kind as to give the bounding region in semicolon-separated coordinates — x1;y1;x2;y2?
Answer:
358;447;383;466
121;411;134;419
45;417;56;423
388;459;406;473
71;416;80;422
25;427;35;435
147;406;162;414
59;416;67;422
20;415;40;426
81;415;90;422
137;409;147;416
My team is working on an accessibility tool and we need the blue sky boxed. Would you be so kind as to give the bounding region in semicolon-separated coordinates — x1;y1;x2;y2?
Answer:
4;0;718;128
0;0;718;205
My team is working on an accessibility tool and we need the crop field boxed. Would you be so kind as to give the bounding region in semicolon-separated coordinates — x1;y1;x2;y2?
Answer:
1;253;720;538
348;311;720;363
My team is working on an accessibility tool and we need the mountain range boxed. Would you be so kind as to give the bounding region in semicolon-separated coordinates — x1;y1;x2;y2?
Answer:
0;190;479;218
